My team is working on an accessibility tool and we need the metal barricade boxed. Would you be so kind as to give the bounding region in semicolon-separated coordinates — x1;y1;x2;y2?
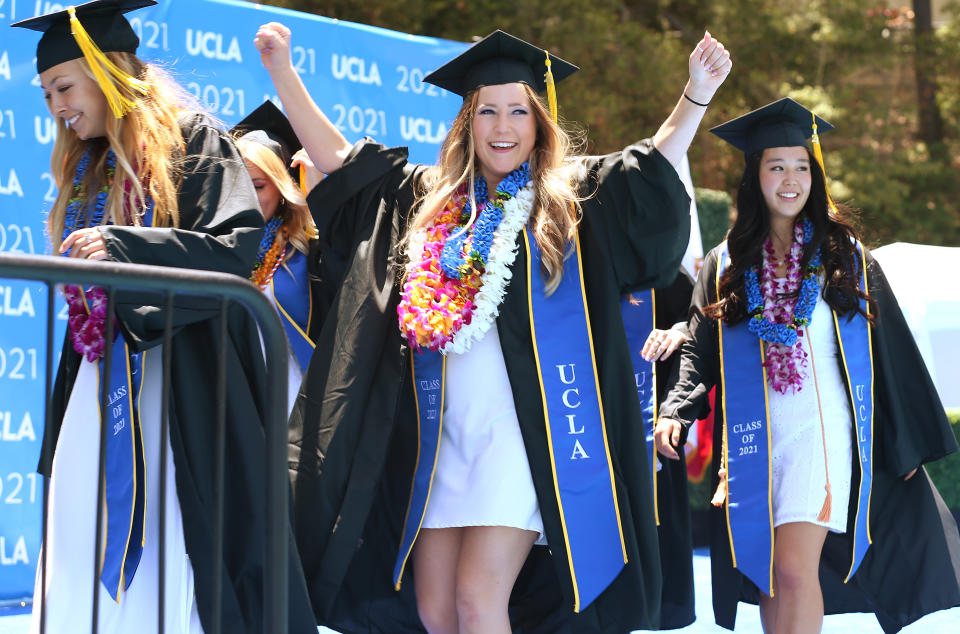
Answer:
0;252;289;634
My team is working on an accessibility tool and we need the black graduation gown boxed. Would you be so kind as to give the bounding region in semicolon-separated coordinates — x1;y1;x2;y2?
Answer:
42;113;317;634
289;138;691;633
659;244;960;632
643;269;697;630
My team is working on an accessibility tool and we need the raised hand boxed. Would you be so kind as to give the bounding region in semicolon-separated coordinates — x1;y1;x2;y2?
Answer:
686;31;732;105
255;22;293;74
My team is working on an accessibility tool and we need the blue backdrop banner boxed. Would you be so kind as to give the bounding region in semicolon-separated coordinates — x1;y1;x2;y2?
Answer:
0;0;466;605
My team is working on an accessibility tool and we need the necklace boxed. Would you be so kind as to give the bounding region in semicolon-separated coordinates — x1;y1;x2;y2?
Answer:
61;148;148;362
399;164;534;353
250;217;287;289
743;218;821;393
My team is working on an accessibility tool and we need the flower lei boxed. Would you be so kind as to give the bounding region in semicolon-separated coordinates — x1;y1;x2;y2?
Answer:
744;218;822;393
250;217;287;289
398;164;534;353
61;149;117;362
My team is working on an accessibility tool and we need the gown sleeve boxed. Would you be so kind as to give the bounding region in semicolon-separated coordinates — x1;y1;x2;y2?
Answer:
658;247;721;428
577;139;691;293
867;250;958;476
95;113;265;350
305;137;417;272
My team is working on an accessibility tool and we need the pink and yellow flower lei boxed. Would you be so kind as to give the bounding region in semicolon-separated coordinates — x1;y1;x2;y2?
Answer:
398;193;485;351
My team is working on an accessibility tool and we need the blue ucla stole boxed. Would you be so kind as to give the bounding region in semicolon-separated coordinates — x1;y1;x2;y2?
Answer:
97;341;147;600
716;242;875;594
393;351;445;588
835;242;874;581
271;249;315;371
619;290;659;524
524;228;626;612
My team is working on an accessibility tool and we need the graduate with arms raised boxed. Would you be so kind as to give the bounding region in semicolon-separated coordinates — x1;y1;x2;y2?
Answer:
258;20;731;633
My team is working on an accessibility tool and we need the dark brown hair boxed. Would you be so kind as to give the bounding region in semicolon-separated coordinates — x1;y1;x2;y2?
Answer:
704;147;876;325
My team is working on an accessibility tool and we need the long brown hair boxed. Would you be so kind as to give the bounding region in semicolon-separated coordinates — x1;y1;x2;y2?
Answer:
704;147;876;325
404;83;583;295
47;53;187;250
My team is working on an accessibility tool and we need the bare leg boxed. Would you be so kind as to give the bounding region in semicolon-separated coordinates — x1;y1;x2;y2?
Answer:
759;574;778;633
455;526;538;634
414;527;464;634
770;522;829;634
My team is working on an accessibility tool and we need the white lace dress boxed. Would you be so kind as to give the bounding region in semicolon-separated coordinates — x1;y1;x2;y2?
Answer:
767;283;854;533
421;324;545;541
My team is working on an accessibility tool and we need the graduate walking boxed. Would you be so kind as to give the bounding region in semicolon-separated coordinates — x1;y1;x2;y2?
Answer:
656;98;960;633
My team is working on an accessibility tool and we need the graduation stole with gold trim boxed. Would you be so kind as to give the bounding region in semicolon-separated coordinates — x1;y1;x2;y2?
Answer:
619;290;660;525
715;241;874;595
269;249;315;371
393;226;627;612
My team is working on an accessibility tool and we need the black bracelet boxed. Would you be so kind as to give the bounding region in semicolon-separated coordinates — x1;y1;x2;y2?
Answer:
683;93;709;107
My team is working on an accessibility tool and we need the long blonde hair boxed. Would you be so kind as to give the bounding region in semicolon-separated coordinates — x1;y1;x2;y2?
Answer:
406;83;583;295
235;136;317;255
47;52;189;250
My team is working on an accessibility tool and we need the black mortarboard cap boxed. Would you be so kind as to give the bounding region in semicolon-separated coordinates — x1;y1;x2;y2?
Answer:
710;98;834;156
424;30;578;97
11;0;155;74
231;100;301;167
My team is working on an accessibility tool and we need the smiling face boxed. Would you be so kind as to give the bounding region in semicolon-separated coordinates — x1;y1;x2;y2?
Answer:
40;58;110;141
758;146;812;222
471;82;537;190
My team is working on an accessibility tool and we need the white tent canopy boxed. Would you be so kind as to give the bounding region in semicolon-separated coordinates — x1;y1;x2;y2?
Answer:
873;242;960;409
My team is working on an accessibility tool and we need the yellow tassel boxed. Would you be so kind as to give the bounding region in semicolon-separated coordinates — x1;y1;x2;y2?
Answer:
711;467;728;507
544;51;558;124
810;111;837;214
299;163;307;197
68;7;149;119
817;483;832;523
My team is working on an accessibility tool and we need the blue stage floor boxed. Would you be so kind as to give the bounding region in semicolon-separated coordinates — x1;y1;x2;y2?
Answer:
4;549;958;632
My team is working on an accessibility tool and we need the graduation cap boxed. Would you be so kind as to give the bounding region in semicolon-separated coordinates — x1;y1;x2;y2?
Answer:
11;0;155;73
424;30;578;121
231;100;306;190
710;97;834;157
714;97;840;210
11;0;155;118
231;101;301;167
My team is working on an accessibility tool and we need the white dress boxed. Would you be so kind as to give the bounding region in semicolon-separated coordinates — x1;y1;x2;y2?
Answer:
421;324;545;541
31;347;204;634
768;285;854;533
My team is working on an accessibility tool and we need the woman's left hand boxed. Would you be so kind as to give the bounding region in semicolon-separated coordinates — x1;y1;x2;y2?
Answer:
685;31;732;105
641;327;687;362
61;228;108;260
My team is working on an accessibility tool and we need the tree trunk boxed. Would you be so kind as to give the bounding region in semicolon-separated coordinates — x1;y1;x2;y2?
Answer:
913;0;946;160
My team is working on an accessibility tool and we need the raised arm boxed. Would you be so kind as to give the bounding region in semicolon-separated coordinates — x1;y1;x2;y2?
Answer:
255;22;353;174
653;31;732;167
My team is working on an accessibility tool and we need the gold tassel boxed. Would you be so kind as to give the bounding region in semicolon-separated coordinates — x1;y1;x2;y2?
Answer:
68;7;149;119
810;111;837;214
544;51;558;124
711;467;728;507
817;482;832;523
299;163;307;197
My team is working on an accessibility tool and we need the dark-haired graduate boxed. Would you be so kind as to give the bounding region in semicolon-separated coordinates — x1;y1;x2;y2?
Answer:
656;98;960;633
11;2;316;633
256;20;731;634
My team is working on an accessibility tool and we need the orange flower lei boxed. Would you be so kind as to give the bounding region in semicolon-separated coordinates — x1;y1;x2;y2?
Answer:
399;194;485;350
251;226;288;290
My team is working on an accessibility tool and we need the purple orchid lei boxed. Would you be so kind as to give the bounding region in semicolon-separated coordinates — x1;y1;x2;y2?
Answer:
60;148;152;362
743;218;822;393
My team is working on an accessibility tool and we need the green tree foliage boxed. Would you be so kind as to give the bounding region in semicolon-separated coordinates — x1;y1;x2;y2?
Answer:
251;0;960;247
